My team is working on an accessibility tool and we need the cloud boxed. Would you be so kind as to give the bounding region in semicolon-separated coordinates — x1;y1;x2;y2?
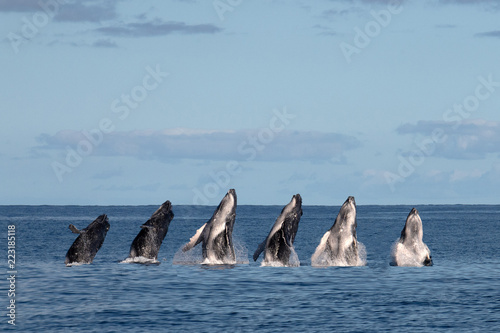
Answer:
436;0;497;4
313;24;338;36
327;0;499;10
475;30;500;38
92;38;118;48
95;18;222;37
397;119;500;159
321;8;356;20
35;128;362;162
435;0;500;11
0;0;42;12
326;0;406;4
55;1;119;22
0;0;120;22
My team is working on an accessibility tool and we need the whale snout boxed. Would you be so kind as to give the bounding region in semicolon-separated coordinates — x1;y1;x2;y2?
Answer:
97;214;110;231
293;194;302;205
226;189;237;205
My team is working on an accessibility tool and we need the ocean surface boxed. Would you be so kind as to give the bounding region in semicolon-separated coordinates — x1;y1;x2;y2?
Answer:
1;204;499;332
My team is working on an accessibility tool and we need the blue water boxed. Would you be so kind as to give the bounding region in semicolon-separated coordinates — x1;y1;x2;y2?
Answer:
1;205;499;332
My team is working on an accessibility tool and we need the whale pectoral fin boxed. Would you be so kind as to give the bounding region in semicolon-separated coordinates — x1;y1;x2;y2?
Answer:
311;230;331;262
69;224;81;234
424;255;433;266
253;240;266;261
182;223;207;252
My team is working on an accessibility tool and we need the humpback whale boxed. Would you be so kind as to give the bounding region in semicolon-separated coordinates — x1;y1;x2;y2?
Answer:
391;208;433;266
311;196;365;266
253;194;302;266
182;189;237;264
127;201;174;261
65;214;110;266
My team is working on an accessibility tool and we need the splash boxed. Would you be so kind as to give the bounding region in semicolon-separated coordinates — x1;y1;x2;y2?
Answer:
233;239;250;265
260;247;300;267
173;244;203;265
311;242;367;267
65;261;87;267
390;240;429;267
120;256;159;265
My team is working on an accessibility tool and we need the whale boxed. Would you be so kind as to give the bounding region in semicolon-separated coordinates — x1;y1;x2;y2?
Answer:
311;196;364;266
253;194;302;266
182;189;237;264
65;214;110;266
391;208;433;266
127;201;174;261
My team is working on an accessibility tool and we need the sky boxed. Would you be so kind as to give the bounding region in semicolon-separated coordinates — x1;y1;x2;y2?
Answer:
1;0;499;206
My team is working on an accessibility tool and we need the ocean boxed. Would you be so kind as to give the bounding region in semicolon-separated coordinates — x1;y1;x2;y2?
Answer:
1;204;499;332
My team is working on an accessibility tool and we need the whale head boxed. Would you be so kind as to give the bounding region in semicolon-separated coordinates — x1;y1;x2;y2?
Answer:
331;196;357;234
339;196;356;222
219;189;237;212
148;201;174;228
92;214;110;233
400;208;423;244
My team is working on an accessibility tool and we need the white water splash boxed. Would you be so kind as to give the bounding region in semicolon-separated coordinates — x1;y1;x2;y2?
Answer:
65;261;87;267
120;256;159;265
311;242;367;267
391;240;430;267
261;247;300;267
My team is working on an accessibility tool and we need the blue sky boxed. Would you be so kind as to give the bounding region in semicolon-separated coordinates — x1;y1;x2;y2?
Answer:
1;0;499;205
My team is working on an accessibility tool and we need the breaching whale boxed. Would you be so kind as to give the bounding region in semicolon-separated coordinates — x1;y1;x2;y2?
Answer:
127;201;174;262
65;214;110;266
311;196;365;266
253;194;302;266
391;208;433;266
182;189;237;264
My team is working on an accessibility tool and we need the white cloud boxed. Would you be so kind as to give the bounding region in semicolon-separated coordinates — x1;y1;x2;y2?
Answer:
396;119;500;160
35;128;362;162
